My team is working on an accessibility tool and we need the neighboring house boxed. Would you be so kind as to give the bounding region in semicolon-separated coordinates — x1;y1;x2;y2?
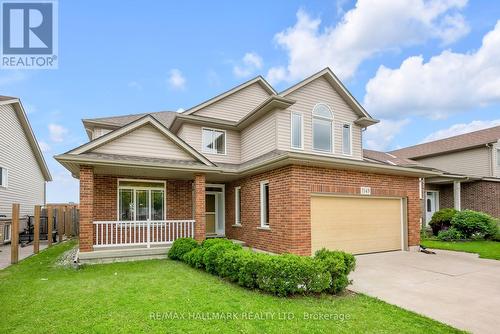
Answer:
0;96;52;243
389;126;500;223
56;68;439;262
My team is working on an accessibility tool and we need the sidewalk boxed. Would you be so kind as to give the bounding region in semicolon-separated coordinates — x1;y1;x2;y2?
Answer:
0;241;49;270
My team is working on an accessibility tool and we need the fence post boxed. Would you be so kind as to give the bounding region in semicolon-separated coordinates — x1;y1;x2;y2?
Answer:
11;204;19;264
65;206;71;238
34;205;41;254
57;207;64;243
47;206;53;247
147;220;151;248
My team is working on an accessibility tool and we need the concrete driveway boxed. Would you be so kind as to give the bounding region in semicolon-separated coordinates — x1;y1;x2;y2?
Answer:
350;250;500;334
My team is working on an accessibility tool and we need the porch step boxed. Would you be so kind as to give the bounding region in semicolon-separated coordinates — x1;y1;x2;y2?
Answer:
78;247;171;265
230;239;247;247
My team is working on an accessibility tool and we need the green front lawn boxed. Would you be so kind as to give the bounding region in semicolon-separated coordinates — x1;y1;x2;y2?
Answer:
0;241;462;333
421;240;500;260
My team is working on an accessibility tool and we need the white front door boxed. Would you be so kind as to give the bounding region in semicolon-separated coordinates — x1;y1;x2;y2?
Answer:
425;191;439;225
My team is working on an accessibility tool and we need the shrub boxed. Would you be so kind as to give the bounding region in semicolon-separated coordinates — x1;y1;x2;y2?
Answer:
216;249;267;288
437;227;464;241
429;208;458;235
201;240;242;274
182;248;204;268
256;254;330;296
168;238;199;260
451;210;498;239
314;249;356;294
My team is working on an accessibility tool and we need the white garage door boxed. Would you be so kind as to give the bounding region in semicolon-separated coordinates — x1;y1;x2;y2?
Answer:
311;195;404;255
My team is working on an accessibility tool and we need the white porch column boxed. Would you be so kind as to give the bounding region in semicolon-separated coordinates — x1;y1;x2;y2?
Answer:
453;181;461;211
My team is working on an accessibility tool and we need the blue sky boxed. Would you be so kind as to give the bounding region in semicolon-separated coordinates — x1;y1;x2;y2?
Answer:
1;0;500;203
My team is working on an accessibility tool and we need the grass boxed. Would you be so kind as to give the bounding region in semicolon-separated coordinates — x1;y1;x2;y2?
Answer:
0;241;463;334
421;239;500;260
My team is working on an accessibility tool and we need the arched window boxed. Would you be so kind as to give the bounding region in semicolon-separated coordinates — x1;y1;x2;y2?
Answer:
312;103;333;152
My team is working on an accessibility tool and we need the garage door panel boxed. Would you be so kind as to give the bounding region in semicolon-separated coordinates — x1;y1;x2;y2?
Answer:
311;196;403;254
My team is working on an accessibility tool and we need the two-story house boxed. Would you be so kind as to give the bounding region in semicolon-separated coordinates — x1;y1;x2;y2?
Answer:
390;126;500;223
0;96;52;243
56;68;439;263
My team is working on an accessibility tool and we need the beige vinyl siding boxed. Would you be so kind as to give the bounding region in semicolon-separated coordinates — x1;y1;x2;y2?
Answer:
278;77;363;160
92;124;195;161
92;128;112;140
0;104;45;218
241;111;276;162
177;123;241;164
493;142;500;177
193;82;271;122
417;146;492;177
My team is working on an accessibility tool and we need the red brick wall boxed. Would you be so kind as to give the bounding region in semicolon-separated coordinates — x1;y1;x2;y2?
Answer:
79;166;94;252
226;165;421;256
193;174;206;242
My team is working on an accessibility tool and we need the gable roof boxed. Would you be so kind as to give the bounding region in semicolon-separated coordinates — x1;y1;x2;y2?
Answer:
363;149;422;167
278;68;379;127
182;76;277;116
68;114;215;166
391;125;500;159
0;96;52;181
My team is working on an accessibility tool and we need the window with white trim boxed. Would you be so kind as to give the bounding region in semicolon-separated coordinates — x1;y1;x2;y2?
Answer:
202;128;226;155
342;124;352;155
260;181;269;227
235;186;241;225
118;180;165;221
312;104;333;152
291;112;303;149
0;167;7;187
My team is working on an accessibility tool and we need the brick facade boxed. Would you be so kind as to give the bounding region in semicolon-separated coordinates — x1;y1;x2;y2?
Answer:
79;166;94;252
225;165;421;256
432;181;500;218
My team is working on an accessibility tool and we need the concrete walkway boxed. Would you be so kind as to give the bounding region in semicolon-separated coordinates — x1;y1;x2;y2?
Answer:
0;241;49;270
350;249;500;334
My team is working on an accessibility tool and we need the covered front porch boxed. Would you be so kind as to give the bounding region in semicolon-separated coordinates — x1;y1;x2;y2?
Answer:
77;164;228;263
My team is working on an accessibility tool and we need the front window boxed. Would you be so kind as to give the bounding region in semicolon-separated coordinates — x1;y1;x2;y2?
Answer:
118;180;165;221
202;128;226;155
312;104;333;152
260;181;269;227
342;124;352;155
235;187;241;225
291;112;303;149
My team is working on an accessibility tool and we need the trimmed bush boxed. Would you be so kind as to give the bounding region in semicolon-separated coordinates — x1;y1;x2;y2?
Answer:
168;238;199;260
451;210;498;239
429;208;457;235
437;227;464;241
172;238;355;296
182;248;204;268
314;249;356;294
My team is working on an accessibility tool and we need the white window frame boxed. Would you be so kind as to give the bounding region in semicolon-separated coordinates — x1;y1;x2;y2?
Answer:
234;186;241;226
0;167;8;188
260;180;270;228
342;123;353;156
312;103;334;153
3;223;11;242
202;127;227;155
497;148;500;166
116;178;166;221
290;111;304;150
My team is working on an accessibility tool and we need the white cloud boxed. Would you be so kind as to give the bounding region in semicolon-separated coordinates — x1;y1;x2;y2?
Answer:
176;108;185;113
364;119;411;151
127;81;142;90
422;119;500;143
38;141;51;152
364;20;500;119
267;0;468;83
48;123;68;143
233;52;263;78
167;69;186;90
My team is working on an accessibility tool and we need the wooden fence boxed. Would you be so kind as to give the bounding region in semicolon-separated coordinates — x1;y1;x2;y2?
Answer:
8;204;79;264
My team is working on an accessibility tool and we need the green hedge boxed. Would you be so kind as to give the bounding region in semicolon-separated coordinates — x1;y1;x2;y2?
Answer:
429;208;457;235
167;238;199;260
168;238;355;296
451;210;498;239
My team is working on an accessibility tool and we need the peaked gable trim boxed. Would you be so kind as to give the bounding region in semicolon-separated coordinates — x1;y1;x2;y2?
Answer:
69;115;215;166
279;68;378;125
183;76;277;116
1;98;52;181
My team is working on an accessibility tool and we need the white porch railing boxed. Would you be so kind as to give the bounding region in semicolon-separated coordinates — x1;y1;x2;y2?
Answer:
93;220;195;248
